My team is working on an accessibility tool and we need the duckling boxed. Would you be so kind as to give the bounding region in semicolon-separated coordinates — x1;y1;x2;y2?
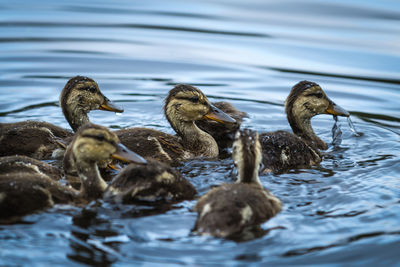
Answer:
0;124;145;222
65;123;147;199
193;129;282;239
0;155;63;180
260;80;350;173
195;101;247;149
116;84;236;164
0;76;122;159
104;159;196;204
0;172;76;223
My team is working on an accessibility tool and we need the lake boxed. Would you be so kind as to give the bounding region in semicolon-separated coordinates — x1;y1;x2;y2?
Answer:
0;0;400;265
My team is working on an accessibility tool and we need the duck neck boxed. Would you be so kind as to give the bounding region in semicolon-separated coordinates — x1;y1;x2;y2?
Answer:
172;120;219;158
235;141;262;186
287;110;328;150
238;164;261;186
62;102;90;132
76;161;108;200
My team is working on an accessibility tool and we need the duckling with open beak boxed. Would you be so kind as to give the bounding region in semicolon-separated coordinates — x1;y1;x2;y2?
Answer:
260;80;349;173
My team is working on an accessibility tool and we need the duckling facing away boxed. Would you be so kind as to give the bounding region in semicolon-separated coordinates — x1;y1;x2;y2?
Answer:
193;129;282;239
116;84;236;164
195;101;247;149
0;76;122;159
260;81;349;173
104;159;196;204
0;123;145;222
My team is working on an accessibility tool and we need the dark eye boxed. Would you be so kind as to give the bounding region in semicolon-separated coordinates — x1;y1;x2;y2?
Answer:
307;92;323;98
189;96;199;103
95;134;105;141
87;86;97;93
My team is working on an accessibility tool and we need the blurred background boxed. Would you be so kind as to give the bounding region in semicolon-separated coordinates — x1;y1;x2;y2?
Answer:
0;0;399;265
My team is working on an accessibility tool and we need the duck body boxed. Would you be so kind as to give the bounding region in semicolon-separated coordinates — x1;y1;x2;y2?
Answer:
195;101;247;149
0;122;72;159
260;130;321;173
0;155;64;179
104;159;196;204
117;84;235;164
260;81;349;173
194;183;281;238
0;172;76;223
0;76;122;159
116;128;184;164
193;129;281;239
0;124;145;222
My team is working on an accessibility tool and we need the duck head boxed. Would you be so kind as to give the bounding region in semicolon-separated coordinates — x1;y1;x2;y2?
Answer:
70;123;146;199
285;81;349;150
164;84;235;135
60;76;123;131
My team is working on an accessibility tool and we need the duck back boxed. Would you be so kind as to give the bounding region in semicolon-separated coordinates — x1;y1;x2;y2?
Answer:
260;131;321;173
194;183;281;238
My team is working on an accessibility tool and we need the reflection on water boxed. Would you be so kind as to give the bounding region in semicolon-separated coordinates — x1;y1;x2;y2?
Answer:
0;0;400;265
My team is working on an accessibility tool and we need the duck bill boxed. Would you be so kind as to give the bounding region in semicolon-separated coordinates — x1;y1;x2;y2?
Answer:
112;143;147;164
99;96;124;113
325;100;350;117
203;104;236;124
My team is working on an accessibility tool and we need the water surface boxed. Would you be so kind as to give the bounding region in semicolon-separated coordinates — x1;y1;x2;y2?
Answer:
1;0;400;266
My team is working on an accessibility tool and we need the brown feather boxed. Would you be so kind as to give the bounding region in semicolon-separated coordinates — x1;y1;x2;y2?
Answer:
194;183;281;238
260;131;321;174
196;101;247;149
105;160;196;204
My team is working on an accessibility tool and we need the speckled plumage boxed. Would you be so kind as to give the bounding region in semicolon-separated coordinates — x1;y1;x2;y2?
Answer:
0;173;76;223
260;130;321;173
193;129;281;239
104;160;196;204
0;124;145;222
194;183;281;238
260;80;349;173
0;155;63;179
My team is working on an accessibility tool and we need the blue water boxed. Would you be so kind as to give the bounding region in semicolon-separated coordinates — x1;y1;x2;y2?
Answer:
1;0;400;265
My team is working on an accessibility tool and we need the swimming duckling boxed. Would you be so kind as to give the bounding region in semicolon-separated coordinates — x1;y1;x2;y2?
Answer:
260;81;349;173
0;76;122;159
66;123;147;199
193;129;282;239
0;172;76;223
116;84;236;164
0;155;63;180
104;159;196;204
0;124;145;222
196;101;247;149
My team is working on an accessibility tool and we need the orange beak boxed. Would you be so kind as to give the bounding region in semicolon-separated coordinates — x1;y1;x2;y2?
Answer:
99;96;124;113
203;104;236;123
325;100;350;117
112;143;147;164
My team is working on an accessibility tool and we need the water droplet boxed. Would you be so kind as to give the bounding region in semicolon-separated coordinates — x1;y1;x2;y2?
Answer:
115;112;122;116
347;117;361;137
331;115;342;146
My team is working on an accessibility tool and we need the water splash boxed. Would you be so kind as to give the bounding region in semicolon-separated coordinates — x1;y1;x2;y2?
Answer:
347;117;362;137
115;112;123;116
332;115;342;146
